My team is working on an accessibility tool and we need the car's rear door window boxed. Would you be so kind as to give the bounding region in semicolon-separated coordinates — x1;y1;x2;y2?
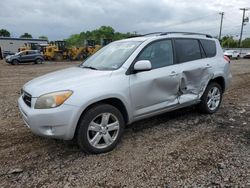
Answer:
200;39;216;57
174;39;202;63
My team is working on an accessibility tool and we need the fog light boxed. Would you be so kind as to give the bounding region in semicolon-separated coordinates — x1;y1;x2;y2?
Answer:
44;126;55;136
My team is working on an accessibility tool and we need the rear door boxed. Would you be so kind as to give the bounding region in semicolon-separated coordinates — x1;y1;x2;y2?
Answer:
129;39;181;117
28;51;37;61
173;38;214;104
26;51;36;62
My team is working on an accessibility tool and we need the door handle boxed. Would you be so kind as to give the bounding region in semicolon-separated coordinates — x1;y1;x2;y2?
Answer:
205;64;212;68
170;71;178;77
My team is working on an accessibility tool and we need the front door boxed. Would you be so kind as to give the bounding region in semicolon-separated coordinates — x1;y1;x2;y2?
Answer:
19;51;29;62
129;39;180;117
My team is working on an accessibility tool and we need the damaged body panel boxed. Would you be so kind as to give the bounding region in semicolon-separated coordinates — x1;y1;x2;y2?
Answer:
129;60;215;118
177;60;214;104
128;36;230;120
130;64;180;117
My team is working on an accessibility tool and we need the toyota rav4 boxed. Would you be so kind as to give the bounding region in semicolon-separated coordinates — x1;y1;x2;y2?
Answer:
18;32;232;154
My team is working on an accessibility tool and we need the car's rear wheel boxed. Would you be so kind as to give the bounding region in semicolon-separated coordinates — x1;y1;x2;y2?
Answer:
77;104;124;154
35;58;43;64
198;82;222;114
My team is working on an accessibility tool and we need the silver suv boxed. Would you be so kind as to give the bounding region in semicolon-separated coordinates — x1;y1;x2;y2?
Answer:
18;32;232;154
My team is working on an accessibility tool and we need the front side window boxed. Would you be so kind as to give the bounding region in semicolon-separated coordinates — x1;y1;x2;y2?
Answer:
28;51;35;55
137;40;173;69
175;39;202;63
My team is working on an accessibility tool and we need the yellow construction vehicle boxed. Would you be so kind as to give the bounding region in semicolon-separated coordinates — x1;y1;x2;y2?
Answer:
43;41;68;61
85;38;112;56
67;47;86;61
66;40;100;61
18;42;39;52
43;39;111;61
18;43;48;54
85;40;102;56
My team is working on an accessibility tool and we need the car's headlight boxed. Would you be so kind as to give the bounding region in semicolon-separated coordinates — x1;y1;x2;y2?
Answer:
35;90;73;109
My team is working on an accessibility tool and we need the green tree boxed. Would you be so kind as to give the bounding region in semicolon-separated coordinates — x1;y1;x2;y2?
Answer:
39;35;48;40
0;29;10;37
65;34;81;47
221;36;238;48
242;38;250;48
65;26;136;47
98;26;115;39
20;33;33;38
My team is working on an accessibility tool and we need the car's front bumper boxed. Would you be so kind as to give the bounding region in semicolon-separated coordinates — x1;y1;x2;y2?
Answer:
18;96;81;140
5;58;11;63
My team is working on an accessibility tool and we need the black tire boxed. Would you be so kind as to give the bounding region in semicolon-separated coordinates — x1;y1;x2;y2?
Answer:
76;54;84;61
54;53;63;61
35;58;43;64
198;82;223;114
11;59;19;65
77;104;125;154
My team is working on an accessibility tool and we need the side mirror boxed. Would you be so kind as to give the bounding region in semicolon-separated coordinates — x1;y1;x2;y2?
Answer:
133;60;152;72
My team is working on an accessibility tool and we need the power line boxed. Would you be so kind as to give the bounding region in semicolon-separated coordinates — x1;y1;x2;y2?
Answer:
164;13;217;28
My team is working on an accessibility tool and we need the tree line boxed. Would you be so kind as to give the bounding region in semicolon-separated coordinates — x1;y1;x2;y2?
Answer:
0;29;48;40
221;35;250;48
1;27;250;48
64;26;137;47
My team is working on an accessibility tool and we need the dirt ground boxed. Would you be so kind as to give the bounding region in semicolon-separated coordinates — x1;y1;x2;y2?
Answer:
0;59;250;187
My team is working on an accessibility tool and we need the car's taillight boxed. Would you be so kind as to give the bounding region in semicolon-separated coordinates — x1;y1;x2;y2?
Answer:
224;55;230;63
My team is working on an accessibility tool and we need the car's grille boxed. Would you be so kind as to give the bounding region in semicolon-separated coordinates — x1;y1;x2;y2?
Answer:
22;90;32;107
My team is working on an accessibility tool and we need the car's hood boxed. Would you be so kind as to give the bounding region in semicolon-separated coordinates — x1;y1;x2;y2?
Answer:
6;54;15;59
23;67;112;97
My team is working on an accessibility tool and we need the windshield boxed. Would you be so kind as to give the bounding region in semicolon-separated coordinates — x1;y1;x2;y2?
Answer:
15;51;22;55
80;41;142;70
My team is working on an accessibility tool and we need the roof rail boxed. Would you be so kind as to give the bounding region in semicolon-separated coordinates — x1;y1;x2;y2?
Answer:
141;32;163;36
160;32;213;38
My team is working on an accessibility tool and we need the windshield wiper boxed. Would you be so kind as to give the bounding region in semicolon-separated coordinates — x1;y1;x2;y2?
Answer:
81;66;98;70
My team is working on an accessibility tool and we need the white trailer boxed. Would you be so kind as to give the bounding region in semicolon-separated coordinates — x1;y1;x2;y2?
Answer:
0;37;48;58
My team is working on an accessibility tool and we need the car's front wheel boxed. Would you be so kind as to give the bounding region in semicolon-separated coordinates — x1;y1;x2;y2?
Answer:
77;104;124;154
11;59;19;65
198;82;223;114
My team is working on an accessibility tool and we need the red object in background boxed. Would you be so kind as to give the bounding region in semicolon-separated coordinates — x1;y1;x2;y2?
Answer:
224;55;231;63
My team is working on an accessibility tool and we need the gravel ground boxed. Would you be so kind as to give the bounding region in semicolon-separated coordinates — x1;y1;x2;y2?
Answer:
0;59;250;187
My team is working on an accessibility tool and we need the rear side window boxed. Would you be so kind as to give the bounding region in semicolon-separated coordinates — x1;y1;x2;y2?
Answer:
174;39;201;63
200;39;216;57
28;51;36;55
137;40;173;69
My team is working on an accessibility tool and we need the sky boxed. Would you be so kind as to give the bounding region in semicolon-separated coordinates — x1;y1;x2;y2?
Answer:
0;0;249;40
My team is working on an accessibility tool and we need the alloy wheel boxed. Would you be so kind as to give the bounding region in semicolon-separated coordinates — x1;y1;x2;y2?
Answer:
87;113;120;149
207;86;221;111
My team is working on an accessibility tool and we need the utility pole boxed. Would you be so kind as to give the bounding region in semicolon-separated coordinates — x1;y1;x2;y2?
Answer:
239;8;250;47
219;12;224;41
